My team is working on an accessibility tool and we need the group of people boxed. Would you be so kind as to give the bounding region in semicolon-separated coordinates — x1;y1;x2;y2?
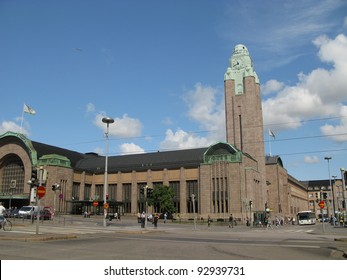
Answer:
138;212;168;228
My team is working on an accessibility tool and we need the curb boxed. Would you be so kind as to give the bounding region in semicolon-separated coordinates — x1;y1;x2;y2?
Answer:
0;233;77;242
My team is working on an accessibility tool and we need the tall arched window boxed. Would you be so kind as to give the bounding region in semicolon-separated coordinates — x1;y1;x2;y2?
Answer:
1;155;25;194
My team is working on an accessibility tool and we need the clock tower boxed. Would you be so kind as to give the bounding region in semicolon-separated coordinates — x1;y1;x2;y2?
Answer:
224;44;266;203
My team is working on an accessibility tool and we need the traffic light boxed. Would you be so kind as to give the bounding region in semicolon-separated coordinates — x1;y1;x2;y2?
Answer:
52;185;56;191
322;192;328;200
31;169;38;187
249;200;253;207
106;194;109;200
147;188;153;198
315;192;320;203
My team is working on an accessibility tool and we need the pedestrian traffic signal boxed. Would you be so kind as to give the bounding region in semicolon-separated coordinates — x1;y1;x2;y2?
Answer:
249;200;253;206
140;187;145;195
52;185;56;191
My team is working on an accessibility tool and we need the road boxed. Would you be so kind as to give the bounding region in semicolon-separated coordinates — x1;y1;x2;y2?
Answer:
0;216;346;260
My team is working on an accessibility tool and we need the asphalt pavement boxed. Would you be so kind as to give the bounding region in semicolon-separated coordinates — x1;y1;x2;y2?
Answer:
1;214;347;243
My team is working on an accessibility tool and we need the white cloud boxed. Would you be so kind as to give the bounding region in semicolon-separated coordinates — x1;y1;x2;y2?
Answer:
160;83;226;150
119;143;145;155
263;33;347;143
94;113;142;138
304;155;319;164
261;80;285;95
0;120;29;136
160;128;210;150
320;106;347;142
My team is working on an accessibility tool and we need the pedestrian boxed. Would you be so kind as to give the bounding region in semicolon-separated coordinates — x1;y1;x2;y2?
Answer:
0;202;6;218
0;202;6;229
140;211;145;228
207;215;212;228
164;212;167;224
229;214;234;228
153;213;159;228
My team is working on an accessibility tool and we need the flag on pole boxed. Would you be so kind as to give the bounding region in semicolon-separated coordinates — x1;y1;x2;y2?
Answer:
23;104;36;115
268;129;275;139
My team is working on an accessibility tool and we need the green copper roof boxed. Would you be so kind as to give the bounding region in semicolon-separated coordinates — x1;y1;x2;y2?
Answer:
203;142;242;163
38;154;71;168
224;44;260;95
0;131;38;166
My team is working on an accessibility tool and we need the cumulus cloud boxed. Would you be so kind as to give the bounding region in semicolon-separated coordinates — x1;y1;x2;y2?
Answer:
119;143;145;155
262;33;347;142
320;106;347;142
304;155;319;164
0;120;29;136
94;113;142;138
160;128;210;150
261;79;285;95
160;83;225;150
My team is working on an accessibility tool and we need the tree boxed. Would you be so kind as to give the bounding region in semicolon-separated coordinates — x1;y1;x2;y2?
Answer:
148;185;176;214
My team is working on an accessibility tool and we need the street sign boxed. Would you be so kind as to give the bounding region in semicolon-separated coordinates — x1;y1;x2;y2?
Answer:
37;186;46;199
93;201;98;207
318;200;325;209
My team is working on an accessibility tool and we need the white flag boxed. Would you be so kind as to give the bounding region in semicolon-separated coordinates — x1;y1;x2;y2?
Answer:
268;129;275;139
23;104;36;115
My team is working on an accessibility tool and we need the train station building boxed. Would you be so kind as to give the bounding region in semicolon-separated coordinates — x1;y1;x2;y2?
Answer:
0;44;310;223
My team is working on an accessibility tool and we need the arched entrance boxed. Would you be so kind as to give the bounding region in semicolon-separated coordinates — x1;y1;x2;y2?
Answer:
0;154;28;208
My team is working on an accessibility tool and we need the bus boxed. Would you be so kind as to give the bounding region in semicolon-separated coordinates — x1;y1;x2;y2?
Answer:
297;211;316;225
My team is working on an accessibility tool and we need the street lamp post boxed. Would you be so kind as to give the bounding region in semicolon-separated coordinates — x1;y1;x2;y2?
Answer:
324;157;335;220
341;168;347;226
102;117;114;227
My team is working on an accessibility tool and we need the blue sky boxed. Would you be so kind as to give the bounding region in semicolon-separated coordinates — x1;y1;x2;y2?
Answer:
1;0;346;181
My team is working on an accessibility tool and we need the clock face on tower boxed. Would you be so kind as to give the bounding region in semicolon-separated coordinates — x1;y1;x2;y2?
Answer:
232;58;243;70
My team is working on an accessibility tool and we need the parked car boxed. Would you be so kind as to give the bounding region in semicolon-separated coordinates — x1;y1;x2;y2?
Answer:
8;208;19;218
18;206;35;219
18;206;43;219
33;209;52;220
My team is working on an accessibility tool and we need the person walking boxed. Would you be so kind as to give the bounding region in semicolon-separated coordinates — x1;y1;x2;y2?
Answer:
207;215;212;228
229;214;234;228
153;213;159;228
140;211;145;228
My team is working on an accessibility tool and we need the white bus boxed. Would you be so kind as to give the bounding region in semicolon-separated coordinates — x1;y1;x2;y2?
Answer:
297;211;316;225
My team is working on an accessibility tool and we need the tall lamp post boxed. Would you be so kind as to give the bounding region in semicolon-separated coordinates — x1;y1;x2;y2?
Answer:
324;157;335;220
102;117;114;227
341;168;347;226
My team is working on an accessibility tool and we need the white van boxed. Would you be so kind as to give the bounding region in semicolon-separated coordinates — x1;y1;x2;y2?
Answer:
18;206;43;219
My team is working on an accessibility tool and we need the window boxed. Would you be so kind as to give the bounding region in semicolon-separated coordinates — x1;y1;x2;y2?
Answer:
95;184;103;200
109;184;117;200
169;181;180;213
72;183;80;200
84;184;91;200
122;183;131;213
1;156;25;195
186;180;198;213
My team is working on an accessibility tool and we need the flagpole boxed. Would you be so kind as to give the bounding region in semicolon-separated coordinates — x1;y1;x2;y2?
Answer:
20;104;25;133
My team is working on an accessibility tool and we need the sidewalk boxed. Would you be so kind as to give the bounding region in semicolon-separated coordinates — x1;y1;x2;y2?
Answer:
1;215;346;242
